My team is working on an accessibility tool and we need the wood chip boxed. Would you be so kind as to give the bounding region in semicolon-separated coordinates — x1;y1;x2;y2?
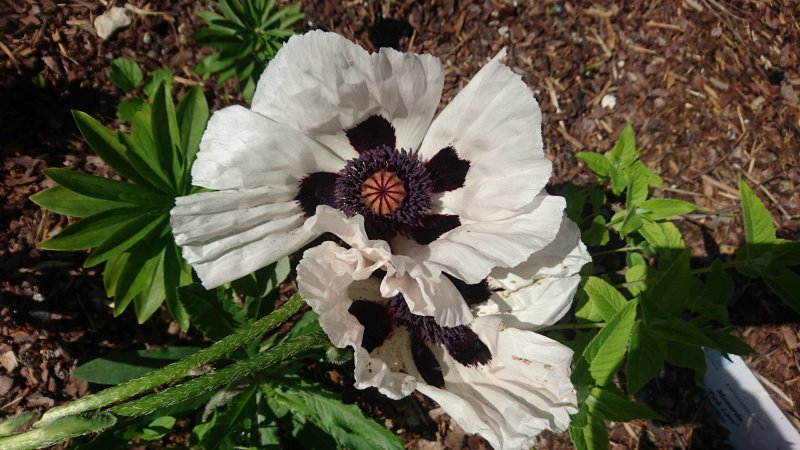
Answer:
0;350;18;372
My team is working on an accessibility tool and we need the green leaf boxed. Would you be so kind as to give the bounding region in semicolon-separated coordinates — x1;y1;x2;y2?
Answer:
43;168;169;205
178;284;242;341
608;165;629;195
163;244;193;331
739;179;776;244
587;386;664;421
607;123;638;168
143;68;173;100
688;260;732;322
638;220;685;251
650;318;717;348
112;233;170;312
583;277;627;322
625;161;648;209
641;250;695;317
138;416;176;441
582;215;609;247
84;212;167;267
72;347;201;385
151;81;182;187
703;328;753;356
573;300;638;387
196;385;258;449
30;185;131;218
175;85;209;191
72;110;154;187
117;96;148;122
619;208;643;236
576;152;610;178
665;342;706;387
624;264;648;297
109;58;143;91
268;385;403;450
40;207;147;251
134;246;169;323
640;198;698;221
569;407;608;450
624;322;666;394
764;267;800;313
117;131;174;194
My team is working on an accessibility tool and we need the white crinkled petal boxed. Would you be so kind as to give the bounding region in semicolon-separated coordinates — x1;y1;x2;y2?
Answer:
481;218;591;329
191;105;344;191
297;241;416;399
414;317;577;450
308;206;473;327
171;187;316;288
393;194;567;284
419;50;551;221
252;30;444;159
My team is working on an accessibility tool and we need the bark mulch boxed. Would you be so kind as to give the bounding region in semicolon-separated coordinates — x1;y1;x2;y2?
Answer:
1;1;798;449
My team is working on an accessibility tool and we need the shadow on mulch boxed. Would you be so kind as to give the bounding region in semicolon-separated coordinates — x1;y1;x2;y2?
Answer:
0;68;116;157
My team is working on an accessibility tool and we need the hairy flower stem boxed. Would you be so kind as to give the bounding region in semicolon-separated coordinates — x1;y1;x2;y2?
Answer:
110;331;330;417
37;295;306;425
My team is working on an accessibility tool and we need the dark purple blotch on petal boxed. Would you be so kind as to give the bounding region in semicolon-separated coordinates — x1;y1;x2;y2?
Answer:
346;115;397;154
349;300;394;352
444;274;491;307
410;334;445;388
296;172;339;217
425;146;470;193
407;214;460;245
438;326;492;367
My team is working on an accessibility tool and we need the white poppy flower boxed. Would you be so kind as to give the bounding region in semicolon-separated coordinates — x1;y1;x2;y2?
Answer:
171;31;564;326
296;209;587;450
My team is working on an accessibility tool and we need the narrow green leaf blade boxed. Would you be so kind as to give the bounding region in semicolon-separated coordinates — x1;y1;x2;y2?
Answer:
40;207;145;251
43;168;169;205
84;212;167;267
30;185;131;218
151;81;182;186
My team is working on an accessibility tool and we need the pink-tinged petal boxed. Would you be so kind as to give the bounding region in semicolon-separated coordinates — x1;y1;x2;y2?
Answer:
415;317;577;450
171;187;317;288
393;194;567;284
251;31;443;159
482;218;591;329
420;50;551;221
192;105;344;191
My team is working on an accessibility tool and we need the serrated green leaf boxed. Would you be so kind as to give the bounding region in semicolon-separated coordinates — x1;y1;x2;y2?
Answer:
587;386;664;421
40;207;148;251
43;168;169;205
625;322;666;394
269;386;403;450
576;152;610;178
31;185;131;218
582;215;609;247
764;267;800;313
638;220;685;250
72;347;201;385
619;208;644;236
739;179;776;244
703;328;753;356
138;416;176;441
583;277;627;322
650;318;717;348
607;123;638;168
178;283;242;341
665;342;706;387
625;162;648;209
84;212;167;267
641;249;695;317
109;58;143;91
573;300;638;387
569;407;608;450
608;165;628;195
689;260;732;322
641;198;698;220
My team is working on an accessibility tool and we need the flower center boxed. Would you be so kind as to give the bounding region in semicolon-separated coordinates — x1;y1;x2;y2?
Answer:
361;170;406;216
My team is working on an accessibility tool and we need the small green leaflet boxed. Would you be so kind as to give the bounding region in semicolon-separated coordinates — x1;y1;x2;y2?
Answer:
573;299;638;387
739;179;776;244
109;58;143;92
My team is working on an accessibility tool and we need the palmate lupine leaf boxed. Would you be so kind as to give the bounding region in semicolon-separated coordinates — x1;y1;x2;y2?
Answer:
193;0;303;102
32;82;209;326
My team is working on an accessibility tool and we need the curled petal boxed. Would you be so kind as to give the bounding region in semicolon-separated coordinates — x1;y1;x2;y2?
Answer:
297;241;416;399
482;218;591;329
414;317;577;450
252;30;444;159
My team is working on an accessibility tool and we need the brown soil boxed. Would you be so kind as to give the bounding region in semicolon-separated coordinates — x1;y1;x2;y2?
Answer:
2;1;799;449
